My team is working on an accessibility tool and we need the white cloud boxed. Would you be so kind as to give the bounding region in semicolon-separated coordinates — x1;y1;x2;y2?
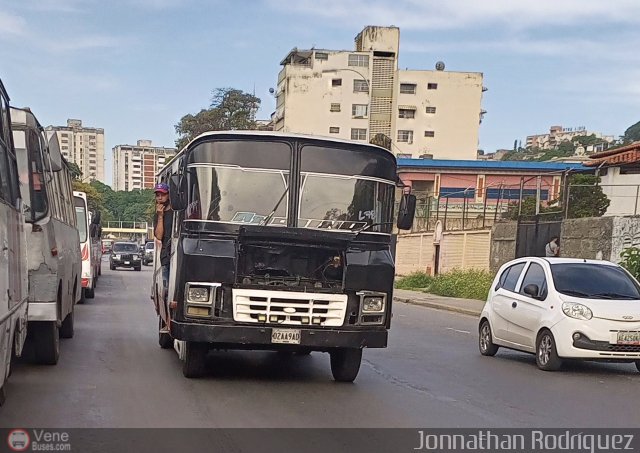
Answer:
0;11;27;36
265;0;640;30
42;35;127;53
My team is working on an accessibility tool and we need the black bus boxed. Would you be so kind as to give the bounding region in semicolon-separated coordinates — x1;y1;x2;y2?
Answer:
152;131;415;381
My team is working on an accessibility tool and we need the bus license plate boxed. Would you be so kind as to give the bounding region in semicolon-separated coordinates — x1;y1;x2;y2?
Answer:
271;329;301;344
617;331;640;345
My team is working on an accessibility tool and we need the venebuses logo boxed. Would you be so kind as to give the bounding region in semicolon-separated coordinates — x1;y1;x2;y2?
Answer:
7;429;30;452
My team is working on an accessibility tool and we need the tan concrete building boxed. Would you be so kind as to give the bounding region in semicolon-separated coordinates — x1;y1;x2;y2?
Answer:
46;119;105;181
526;125;615;151
112;140;176;191
273;26;484;160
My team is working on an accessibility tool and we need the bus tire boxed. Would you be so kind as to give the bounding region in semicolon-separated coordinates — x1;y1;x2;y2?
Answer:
85;284;95;299
60;309;74;339
33;321;60;365
182;342;207;378
330;348;362;383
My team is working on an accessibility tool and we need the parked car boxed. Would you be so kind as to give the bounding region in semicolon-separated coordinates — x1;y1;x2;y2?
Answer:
479;257;640;372
109;242;142;271
142;241;155;266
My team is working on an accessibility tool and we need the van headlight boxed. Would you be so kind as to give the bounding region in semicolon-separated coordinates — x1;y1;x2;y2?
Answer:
362;296;385;312
562;302;593;320
187;286;210;303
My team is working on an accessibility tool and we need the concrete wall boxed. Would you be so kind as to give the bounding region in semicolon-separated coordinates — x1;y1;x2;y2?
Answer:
489;215;640;271
396;229;491;276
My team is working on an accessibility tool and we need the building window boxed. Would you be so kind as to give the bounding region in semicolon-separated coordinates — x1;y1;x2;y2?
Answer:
332;78;342;87
396;153;412;159
351;128;367;140
397;130;414;143
315;52;328;60
398;109;415;119
428;83;438;90
426;106;437;114
348;54;369;67
400;83;417;94
329;127;340;134
330;103;341;112
353;80;368;93
424;130;435;138
352;104;368;118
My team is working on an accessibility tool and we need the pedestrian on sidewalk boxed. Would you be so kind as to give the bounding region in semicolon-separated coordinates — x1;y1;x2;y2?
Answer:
545;237;560;257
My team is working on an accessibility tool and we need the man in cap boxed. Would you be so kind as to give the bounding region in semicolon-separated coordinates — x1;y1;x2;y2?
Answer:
153;182;173;287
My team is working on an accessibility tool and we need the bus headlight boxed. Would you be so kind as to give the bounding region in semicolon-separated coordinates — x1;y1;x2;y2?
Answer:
362;296;384;312
187;286;210;303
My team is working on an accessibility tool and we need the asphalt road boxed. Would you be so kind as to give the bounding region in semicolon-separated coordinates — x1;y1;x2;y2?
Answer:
1;262;639;428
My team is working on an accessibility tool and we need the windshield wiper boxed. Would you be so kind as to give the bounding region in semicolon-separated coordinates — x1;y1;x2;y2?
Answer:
589;293;640;300
559;289;591;298
260;186;289;226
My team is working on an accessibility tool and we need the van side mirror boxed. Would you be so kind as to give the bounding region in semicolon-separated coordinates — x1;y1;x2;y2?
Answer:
396;193;416;230
169;175;187;211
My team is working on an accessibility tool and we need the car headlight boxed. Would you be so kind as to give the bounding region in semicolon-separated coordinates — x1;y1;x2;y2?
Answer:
187;286;210;303
562;302;593;320
133;255;139;260
362;296;384;312
114;254;121;260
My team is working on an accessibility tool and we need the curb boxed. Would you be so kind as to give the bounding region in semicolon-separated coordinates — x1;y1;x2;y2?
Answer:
393;296;482;317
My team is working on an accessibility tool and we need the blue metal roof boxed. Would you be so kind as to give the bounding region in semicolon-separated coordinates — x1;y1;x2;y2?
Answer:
397;158;586;172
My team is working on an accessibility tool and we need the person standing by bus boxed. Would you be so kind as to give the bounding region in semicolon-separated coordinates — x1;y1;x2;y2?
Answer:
153;183;173;287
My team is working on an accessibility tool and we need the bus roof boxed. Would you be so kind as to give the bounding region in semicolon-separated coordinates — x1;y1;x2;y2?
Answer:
73;191;87;201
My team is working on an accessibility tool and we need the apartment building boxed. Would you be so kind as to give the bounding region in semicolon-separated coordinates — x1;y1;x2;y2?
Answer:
273;26;484;160
45;119;105;181
112;140;177;191
526;126;615;151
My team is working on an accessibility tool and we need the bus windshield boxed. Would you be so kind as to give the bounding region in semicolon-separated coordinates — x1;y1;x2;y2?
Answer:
187;165;288;225
298;174;394;232
74;197;88;242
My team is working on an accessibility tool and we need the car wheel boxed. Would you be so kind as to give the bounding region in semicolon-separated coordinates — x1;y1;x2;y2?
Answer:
329;348;362;382
479;319;499;356
536;330;563;371
135;266;141;271
158;317;173;349
32;321;60;365
60;309;74;339
110;264;115;270
182;342;208;378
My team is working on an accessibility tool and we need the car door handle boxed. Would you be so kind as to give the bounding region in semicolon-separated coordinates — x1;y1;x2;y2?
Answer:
512;301;517;308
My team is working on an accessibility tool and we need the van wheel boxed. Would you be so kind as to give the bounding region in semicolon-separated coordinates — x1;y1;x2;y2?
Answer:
330;348;362;382
182;342;207;378
60;309;74;339
86;284;95;299
479;320;499;356
536;330;563;371
158;317;173;349
33;321;60;365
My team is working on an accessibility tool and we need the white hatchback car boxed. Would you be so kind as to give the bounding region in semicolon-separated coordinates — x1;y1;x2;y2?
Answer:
479;257;640;371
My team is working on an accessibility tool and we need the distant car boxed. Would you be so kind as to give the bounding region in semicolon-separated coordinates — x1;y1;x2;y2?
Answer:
143;241;154;266
479;257;640;372
109;242;142;271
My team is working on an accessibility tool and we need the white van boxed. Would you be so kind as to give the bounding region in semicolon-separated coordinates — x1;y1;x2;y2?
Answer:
74;191;102;302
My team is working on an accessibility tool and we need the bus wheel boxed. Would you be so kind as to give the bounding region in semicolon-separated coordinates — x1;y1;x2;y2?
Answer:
330;348;362;383
158;317;173;349
86;283;95;299
182;342;207;378
0;386;5;407
33;321;60;365
78;289;86;304
60;309;74;339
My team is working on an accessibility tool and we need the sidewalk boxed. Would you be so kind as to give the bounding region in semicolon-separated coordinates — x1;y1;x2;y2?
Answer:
393;288;485;316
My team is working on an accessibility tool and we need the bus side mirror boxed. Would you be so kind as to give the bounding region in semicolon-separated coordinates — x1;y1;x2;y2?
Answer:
396;193;416;230
169;175;187;211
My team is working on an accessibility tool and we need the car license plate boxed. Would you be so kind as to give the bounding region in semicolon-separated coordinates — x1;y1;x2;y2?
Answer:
617;331;640;345
271;329;301;344
124;261;130;265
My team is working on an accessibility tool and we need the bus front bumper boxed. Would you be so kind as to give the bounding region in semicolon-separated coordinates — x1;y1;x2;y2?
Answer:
170;320;388;349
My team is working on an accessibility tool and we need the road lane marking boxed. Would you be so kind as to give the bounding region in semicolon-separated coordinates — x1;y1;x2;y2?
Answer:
445;327;470;334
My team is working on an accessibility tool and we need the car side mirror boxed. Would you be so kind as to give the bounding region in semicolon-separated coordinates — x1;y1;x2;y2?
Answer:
169;175;187;211
396;193;416;230
523;284;540;299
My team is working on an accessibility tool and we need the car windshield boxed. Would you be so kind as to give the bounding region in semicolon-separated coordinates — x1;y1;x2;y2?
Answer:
551;263;640;300
145;243;154;250
112;243;138;253
298;174;394;232
187;165;289;225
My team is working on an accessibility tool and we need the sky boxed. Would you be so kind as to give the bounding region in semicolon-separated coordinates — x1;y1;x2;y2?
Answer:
1;0;639;186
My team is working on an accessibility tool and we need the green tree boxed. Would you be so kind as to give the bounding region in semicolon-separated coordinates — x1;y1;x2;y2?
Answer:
623;120;640;144
567;174;610;218
72;180;105;215
174;88;261;150
69;162;83;181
